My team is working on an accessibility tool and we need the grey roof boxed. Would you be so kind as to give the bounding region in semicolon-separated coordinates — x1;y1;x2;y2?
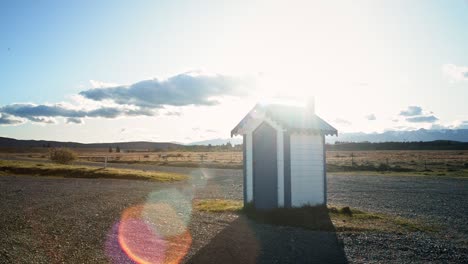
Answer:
231;103;338;136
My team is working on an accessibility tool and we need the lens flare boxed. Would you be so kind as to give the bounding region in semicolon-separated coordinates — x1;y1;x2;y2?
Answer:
107;172;206;264
116;203;192;264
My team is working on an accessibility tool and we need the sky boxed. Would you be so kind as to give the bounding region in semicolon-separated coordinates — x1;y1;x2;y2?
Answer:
1;0;468;143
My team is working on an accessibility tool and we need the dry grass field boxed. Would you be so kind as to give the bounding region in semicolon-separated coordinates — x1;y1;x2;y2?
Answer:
0;160;187;181
0;149;244;169
327;150;468;176
1;149;467;176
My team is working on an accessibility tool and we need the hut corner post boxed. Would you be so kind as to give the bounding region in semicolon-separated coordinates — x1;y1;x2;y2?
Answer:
243;134;247;206
323;134;327;206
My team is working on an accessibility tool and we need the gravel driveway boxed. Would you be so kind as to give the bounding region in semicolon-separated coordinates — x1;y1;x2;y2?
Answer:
0;163;467;263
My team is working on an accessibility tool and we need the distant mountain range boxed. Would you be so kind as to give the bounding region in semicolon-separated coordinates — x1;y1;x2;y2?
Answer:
1;129;468;149
188;138;243;146
189;129;468;145
327;129;468;143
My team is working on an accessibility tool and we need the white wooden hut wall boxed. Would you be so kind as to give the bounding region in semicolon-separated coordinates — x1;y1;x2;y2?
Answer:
289;133;325;206
243;117;325;207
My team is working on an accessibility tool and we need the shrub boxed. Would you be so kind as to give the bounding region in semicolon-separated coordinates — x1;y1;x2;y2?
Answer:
377;163;390;171
340;206;353;216
49;148;77;164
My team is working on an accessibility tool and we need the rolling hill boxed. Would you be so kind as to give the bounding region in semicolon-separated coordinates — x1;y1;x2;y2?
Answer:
0;137;183;150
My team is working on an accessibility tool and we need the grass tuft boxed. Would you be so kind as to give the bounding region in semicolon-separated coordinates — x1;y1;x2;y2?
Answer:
194;199;243;212
329;205;437;233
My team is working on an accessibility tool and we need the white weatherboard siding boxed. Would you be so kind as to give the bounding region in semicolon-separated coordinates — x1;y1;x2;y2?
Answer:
290;133;324;207
277;130;284;207
245;132;253;202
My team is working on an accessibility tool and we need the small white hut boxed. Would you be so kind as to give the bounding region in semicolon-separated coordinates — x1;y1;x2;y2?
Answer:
231;102;337;209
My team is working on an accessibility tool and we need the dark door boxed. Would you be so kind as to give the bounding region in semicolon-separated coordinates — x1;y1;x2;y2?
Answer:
253;122;277;209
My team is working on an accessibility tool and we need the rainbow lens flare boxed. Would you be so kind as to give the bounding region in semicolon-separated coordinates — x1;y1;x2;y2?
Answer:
119;203;192;264
107;201;192;264
106;172;207;264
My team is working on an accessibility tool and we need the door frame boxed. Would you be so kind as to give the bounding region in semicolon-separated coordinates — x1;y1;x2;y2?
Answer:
252;121;278;209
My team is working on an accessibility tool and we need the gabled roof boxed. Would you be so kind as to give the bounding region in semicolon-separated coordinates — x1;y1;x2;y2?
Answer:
231;103;338;137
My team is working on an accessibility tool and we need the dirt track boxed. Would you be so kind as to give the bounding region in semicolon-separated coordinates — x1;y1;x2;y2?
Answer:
0;164;467;263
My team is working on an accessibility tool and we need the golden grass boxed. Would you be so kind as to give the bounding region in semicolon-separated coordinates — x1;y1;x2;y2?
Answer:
327;150;468;177
328;205;437;233
194;199;243;212
3;149;468;177
80;150;468;177
0;160;187;182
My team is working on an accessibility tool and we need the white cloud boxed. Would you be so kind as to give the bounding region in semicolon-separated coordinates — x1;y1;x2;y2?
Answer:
66;117;83;124
452;120;468;129
165;111;182;116
80;71;253;108
365;114;376;120
0;113;24;125
429;120;468;130
29;116;57;124
406;115;438;123
442;64;468;82
399;106;423;116
89;80;119;88
334;118;351;125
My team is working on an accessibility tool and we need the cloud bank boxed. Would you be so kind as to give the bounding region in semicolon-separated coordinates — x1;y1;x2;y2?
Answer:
0;71;251;126
406;115;438;123
0;103;155;124
398;105;439;124
399;106;422;116
79;71;252;108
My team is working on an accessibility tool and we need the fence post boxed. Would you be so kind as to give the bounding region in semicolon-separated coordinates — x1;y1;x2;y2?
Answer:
104;156;108;168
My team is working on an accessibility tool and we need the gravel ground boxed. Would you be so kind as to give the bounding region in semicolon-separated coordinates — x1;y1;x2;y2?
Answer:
328;175;468;244
0;163;467;263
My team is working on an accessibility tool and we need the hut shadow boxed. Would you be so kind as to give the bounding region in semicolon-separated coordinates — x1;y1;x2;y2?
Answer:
187;207;348;264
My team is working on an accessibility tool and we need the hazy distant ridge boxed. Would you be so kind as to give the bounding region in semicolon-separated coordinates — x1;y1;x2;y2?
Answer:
328;129;468;143
1;129;468;149
0;137;182;150
193;129;468;145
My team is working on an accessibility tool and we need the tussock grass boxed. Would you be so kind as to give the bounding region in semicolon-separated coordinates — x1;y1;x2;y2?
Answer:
327;150;468;177
328;205;437;233
0;160;187;182
194;199;243;212
108;160;243;170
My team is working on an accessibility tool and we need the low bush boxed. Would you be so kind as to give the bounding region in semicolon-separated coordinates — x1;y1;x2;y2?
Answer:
49;148;77;164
